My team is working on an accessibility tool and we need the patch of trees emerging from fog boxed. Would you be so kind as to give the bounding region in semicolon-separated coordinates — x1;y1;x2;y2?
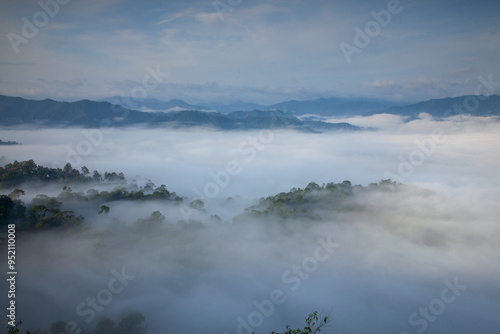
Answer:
0;159;125;186
236;179;397;222
0;139;20;145
0;160;181;231
0;160;400;233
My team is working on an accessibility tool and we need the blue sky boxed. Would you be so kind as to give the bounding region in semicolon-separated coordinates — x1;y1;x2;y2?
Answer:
0;0;499;105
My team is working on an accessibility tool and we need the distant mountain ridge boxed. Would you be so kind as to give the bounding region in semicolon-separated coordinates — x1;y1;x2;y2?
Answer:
100;95;500;118
268;97;393;116
104;96;394;116
0;96;144;127
101;96;211;113
0;95;360;132
207;101;268;114
1;94;498;131
368;95;500;118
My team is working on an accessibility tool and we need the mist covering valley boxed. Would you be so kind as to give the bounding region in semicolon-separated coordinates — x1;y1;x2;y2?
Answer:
1;0;500;332
1;113;499;333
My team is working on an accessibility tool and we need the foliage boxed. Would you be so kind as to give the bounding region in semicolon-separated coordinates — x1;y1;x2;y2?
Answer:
0;139;20;145
98;205;110;214
7;320;47;334
134;210;165;231
254;311;330;334
0;194;26;227
0;160;125;187
28;204;80;230
237;179;399;222
7;320;21;334
189;199;205;210
0;161;181;231
89;309;146;334
10;308;145;334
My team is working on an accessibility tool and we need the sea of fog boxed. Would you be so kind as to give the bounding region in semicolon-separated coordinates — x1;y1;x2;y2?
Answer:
0;114;499;333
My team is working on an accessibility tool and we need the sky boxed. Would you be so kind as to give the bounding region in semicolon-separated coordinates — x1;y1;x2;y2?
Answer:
0;0;499;105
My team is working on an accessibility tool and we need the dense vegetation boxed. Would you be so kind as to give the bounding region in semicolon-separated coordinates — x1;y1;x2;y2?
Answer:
0;160;181;231
0;139;20;145
0;160;401;232
237;179;398;222
8;308;147;334
0;160;125;187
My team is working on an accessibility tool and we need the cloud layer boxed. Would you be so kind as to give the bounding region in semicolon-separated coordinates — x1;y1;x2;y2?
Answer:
1;117;499;333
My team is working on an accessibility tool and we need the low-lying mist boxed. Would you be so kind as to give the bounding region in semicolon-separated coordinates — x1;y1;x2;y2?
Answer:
1;115;499;333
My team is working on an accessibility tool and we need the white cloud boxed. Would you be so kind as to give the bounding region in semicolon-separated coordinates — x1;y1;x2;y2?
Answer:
156;8;197;24
366;80;395;88
194;12;222;24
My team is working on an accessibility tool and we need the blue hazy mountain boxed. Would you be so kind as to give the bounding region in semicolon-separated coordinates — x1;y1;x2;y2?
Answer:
0;95;145;127
0;95;361;132
101;96;211;112
268;97;394;116
206;97;394;116
225;109;360;131
3;94;497;130
368;95;500;118
207;101;268;114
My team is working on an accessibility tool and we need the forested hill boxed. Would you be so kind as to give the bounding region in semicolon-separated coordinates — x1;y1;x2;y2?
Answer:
0;160;399;233
0;95;360;132
0;160;181;231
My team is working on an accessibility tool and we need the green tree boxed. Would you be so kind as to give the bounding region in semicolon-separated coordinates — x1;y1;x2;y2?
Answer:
305;182;320;191
189;199;205;210
81;166;90;176
49;321;68;334
93;316;117;334
8;189;25;201
28;205;79;230
93;170;102;181
0;194;25;227
134;211;165;230
31;194;61;209
117;308;146;334
7;320;21;334
152;184;170;200
144;180;155;191
0;195;15;225
98;205;110;214
63;163;80;180
265;311;330;334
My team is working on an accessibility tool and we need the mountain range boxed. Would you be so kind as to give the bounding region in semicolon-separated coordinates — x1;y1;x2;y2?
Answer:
105;96;394;116
364;95;500;118
0;94;499;131
0;95;359;132
101;95;500;118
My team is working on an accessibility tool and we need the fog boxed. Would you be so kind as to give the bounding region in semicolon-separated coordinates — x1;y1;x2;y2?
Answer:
1;116;500;333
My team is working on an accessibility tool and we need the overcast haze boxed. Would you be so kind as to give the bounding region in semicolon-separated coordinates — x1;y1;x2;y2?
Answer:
1;1;500;333
1;0;500;104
